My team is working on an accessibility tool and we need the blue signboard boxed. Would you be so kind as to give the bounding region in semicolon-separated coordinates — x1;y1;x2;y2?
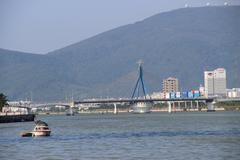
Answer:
170;92;176;99
182;92;188;98
187;91;194;98
193;91;200;98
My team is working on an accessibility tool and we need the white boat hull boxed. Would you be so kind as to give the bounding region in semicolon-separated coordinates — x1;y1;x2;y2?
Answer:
131;102;152;113
32;130;51;136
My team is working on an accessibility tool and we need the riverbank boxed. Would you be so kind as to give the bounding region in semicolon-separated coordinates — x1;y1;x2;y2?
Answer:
0;114;35;123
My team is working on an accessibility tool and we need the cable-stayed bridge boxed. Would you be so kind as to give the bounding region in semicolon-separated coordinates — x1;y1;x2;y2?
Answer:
21;61;240;113
30;97;240;114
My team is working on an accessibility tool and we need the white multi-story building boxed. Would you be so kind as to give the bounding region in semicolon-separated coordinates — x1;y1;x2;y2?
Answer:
227;88;240;98
204;68;226;97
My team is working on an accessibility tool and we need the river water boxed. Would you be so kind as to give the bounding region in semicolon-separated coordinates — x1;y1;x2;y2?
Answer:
0;112;240;160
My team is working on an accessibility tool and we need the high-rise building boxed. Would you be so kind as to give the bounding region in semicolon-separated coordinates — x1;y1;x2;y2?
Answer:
162;77;179;93
204;68;226;97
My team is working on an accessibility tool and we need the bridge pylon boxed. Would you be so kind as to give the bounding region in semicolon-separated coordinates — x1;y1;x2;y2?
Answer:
70;101;75;108
168;101;172;113
207;101;216;112
113;103;118;114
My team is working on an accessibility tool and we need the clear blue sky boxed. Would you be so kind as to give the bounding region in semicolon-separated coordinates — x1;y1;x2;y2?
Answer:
0;0;239;54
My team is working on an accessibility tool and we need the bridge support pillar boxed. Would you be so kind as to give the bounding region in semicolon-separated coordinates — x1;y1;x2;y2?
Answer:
70;101;75;108
196;101;199;110
113;103;117;114
173;102;176;112
207;101;216;112
168;102;172;113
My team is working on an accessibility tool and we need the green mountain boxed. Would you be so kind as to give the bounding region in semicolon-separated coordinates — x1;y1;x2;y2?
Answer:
1;6;240;102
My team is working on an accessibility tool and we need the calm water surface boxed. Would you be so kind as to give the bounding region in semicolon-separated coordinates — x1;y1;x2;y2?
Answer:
0;112;240;160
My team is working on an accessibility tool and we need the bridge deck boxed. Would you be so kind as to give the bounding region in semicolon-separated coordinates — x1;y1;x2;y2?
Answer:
31;98;240;107
74;98;214;104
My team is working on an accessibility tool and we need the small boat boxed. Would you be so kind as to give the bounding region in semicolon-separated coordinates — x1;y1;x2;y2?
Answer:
21;120;51;137
32;120;51;136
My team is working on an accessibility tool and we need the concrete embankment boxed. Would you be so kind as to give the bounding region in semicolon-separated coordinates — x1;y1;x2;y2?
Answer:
0;114;35;123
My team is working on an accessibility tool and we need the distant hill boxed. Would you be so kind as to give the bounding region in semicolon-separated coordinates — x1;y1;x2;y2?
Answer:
1;6;240;102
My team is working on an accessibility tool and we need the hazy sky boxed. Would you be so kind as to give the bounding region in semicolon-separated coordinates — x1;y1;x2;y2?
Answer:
1;0;239;54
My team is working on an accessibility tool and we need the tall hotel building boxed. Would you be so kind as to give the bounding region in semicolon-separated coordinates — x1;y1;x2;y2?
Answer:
162;77;179;93
204;68;226;97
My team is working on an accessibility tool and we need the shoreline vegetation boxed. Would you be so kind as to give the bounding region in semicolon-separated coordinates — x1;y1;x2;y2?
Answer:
217;102;240;111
